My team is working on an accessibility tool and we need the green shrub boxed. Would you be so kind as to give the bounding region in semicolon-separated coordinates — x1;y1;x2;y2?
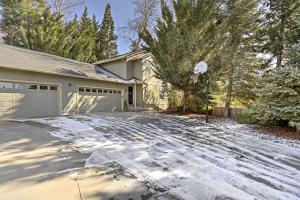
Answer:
234;112;258;124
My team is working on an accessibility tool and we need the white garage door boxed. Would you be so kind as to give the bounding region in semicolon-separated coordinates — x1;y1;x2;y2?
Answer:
0;81;60;119
77;87;122;113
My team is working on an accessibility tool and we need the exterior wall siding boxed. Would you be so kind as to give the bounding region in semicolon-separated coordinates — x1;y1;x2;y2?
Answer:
101;61;127;79
133;61;143;80
142;58;169;110
0;68;128;116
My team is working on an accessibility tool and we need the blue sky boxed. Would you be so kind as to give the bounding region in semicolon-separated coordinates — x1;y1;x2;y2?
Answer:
76;0;135;54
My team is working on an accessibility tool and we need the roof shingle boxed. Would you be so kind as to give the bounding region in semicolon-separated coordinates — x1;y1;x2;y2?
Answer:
0;44;128;83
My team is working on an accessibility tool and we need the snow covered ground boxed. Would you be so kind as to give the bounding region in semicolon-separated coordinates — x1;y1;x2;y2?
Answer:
207;118;300;148
28;112;300;200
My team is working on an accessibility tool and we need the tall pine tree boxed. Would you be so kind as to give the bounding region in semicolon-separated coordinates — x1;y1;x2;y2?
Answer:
99;3;118;59
0;0;47;49
258;0;300;68
0;0;24;46
68;7;96;62
249;11;300;131
141;0;222;112
219;0;260;117
35;7;64;54
250;42;300;131
93;14;102;61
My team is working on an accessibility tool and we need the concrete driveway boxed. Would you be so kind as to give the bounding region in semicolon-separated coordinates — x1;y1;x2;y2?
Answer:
25;112;300;200
0;120;87;183
0;120;168;200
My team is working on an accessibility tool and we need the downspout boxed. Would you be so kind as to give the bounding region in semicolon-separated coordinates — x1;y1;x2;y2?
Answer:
134;83;137;108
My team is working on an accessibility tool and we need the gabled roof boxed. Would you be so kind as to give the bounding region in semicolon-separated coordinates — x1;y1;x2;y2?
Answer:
94;51;151;65
0;44;129;84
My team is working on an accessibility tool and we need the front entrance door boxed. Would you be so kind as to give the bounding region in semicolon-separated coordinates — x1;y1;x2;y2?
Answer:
128;86;133;105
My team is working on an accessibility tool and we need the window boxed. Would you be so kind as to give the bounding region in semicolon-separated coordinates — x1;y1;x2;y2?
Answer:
85;88;91;92
109;90;113;94
28;84;37;90
15;83;25;90
98;89;103;93
0;82;13;89
79;88;85;92
92;89;97;93
40;85;48;90
103;90;108;93
117;90;121;94
50;86;58;91
145;67;152;76
113;90;117;94
160;82;168;99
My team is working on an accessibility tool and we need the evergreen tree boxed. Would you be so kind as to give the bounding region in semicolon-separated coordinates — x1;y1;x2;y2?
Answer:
141;0;222;112
99;3;118;59
0;0;24;46
61;15;79;58
218;0;260;117
68;7;96;62
249;42;300;131
0;0;47;49
78;7;96;62
35;7;64;54
93;14;102;61
249;14;300;130
258;0;300;68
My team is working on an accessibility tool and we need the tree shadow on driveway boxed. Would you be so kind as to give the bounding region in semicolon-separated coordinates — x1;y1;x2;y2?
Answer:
0;121;88;184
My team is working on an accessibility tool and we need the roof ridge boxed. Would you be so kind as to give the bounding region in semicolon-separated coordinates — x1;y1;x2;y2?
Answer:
94;50;149;65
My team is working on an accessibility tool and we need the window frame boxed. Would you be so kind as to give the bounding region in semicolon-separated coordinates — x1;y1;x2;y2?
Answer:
28;84;38;90
40;85;49;90
14;83;25;90
0;82;14;89
50;86;58;91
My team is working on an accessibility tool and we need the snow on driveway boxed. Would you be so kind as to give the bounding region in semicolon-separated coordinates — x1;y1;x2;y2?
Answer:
31;112;300;200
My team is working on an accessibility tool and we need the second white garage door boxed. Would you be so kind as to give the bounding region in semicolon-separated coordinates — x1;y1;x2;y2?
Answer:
77;87;123;113
0;81;60;119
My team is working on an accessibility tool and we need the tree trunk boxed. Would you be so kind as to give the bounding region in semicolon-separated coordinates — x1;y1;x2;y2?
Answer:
276;4;285;69
224;0;236;118
276;50;283;68
182;89;189;112
224;63;234;118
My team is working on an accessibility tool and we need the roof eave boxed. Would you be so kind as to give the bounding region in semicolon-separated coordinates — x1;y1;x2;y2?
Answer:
0;65;131;85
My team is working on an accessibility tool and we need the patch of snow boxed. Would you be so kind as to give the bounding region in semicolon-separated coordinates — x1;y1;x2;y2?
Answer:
204;118;300;148
31;113;300;200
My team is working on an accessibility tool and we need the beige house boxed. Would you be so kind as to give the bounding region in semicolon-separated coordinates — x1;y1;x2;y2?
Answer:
95;51;169;111
0;44;171;119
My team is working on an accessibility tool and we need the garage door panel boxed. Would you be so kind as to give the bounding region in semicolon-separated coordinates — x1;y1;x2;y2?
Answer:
0;93;14;99
0;82;59;119
77;88;122;113
12;93;26;100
